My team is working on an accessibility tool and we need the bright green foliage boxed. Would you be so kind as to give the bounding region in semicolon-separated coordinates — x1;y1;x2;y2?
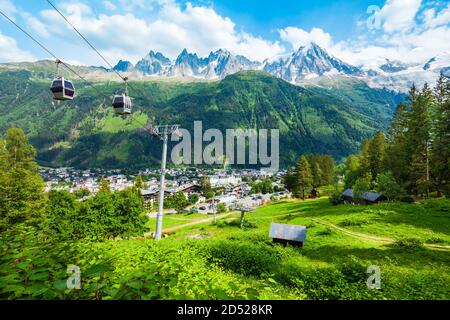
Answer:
73;188;90;199
165;192;189;213
42;188;147;240
311;162;322;188
98;177;111;194
0;227;261;300
343;155;360;189
376;172;402;201
296;156;313;200
329;191;344;205
134;175;146;190
112;188;147;236
250;179;274;194
0;128;46;231
217;203;227;213
353;174;372;200
407;84;433;195
385;103;410;188
430;74;450;196
1;198;449;300
188;194;199;205
0;70;404;169
283;167;297;192
358;132;386;183
306;154;336;187
205;191;215;199
200;176;212;194
367;132;386;181
42;190;78;239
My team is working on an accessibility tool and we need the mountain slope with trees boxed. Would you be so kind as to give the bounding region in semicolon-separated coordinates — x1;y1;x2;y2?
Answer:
0;69;404;168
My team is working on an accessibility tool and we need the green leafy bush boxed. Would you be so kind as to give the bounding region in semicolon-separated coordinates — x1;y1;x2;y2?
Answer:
0;229;260;300
329;192;343;206
337;256;368;283
393;237;424;249
339;217;371;227
217;203;227;213
317;227;334;236
42;188;147;241
205;240;278;276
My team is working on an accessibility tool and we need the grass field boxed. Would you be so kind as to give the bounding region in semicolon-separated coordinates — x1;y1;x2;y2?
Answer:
145;212;240;232
135;198;450;299
2;198;449;300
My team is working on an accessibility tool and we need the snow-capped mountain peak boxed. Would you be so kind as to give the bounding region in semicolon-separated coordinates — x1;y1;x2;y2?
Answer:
135;50;171;75
423;52;450;72
263;42;361;84
379;59;408;73
166;48;260;79
113;60;134;72
110;44;449;92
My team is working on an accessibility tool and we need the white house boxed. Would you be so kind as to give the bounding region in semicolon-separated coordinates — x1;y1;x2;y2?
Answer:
209;175;242;187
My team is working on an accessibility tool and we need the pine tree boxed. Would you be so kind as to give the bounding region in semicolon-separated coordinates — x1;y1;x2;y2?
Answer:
430;74;450;196
98;177;111;194
385;103;410;187
306;154;336;187
407;83;433;196
343;155;360;189
296;156;313;200
376;171;401;201
134;175;146;190
200;176;212;194
283;166;297;192
358;139;371;178
318;155;336;186
353;173;372;202
367;131;386;181
311;162;322;188
0;128;46;231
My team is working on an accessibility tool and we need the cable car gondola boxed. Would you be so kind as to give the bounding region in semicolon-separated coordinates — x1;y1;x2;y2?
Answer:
50;59;75;101
112;77;132;115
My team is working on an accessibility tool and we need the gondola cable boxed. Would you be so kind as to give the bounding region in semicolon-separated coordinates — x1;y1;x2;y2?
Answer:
0;8;150;129
45;0;127;83
0;9;107;101
44;0;153;111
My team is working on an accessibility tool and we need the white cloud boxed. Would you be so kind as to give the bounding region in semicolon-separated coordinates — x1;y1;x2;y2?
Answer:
0;32;35;62
116;0;175;12
102;1;117;11
2;0;448;69
21;12;50;38
423;3;450;27
278;0;450;69
118;0;146;11
0;0;17;19
378;0;422;32
279;27;333;50
32;1;283;64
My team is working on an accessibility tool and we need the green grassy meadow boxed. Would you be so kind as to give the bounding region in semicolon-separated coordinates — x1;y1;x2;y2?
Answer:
1;198;449;300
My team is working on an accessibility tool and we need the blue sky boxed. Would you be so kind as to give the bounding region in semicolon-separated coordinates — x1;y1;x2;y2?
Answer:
213;0;386;41
0;0;449;67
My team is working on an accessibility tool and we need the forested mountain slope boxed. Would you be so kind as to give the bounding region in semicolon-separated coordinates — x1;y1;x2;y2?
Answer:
0;69;404;168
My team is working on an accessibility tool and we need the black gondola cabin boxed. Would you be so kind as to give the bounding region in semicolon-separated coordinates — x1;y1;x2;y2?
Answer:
50;77;75;100
112;94;132;115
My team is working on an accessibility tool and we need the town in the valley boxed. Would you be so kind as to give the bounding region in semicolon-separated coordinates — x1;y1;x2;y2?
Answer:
40;167;292;214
